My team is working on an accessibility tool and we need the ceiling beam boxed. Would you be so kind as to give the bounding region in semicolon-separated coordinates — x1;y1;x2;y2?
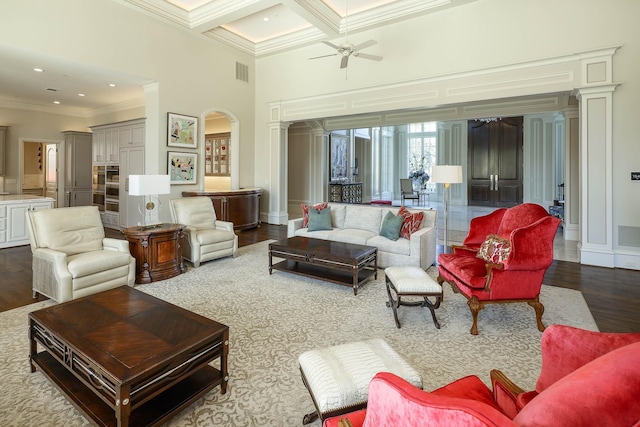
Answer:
188;0;281;33
283;0;341;39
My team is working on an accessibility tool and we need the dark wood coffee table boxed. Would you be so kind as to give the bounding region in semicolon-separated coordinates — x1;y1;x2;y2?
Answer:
29;286;229;427
268;237;377;295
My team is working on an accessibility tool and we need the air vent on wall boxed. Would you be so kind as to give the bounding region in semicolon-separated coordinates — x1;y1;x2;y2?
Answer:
235;62;249;83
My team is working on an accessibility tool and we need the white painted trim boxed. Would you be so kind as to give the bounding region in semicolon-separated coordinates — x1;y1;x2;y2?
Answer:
18;138;65;208
201;107;240;190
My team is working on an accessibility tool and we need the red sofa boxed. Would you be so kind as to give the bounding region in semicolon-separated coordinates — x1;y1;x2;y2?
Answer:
323;325;640;427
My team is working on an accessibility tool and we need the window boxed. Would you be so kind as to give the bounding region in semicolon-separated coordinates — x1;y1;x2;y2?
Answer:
407;122;437;189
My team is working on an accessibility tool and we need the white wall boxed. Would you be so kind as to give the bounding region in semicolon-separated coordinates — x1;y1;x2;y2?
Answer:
1;0;255;221
255;0;640;268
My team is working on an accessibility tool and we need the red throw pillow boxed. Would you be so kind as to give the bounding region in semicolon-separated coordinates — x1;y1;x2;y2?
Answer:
397;206;424;239
301;202;329;228
477;234;511;264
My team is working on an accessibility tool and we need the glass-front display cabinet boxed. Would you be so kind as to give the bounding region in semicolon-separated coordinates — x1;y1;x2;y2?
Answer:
204;133;230;176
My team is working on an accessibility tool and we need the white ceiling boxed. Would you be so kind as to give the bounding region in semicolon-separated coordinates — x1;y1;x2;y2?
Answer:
0;0;473;115
132;0;467;56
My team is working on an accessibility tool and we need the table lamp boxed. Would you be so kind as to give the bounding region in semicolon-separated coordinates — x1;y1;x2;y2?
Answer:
430;165;463;253
129;175;171;226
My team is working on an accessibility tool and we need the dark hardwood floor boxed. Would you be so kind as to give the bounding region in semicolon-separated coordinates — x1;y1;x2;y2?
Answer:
2;224;639;333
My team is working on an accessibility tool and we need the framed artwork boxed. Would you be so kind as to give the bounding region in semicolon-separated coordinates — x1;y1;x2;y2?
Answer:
330;133;347;181
168;151;197;184
167;112;198;148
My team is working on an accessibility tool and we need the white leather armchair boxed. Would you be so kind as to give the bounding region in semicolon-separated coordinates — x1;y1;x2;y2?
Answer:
26;205;135;303
170;197;238;267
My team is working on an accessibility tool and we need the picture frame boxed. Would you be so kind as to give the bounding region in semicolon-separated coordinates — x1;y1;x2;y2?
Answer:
167;112;198;148
329;133;347;182
168;151;197;184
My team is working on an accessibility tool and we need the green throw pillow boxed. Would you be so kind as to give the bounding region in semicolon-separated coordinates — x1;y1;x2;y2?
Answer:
307;206;332;231
380;211;403;241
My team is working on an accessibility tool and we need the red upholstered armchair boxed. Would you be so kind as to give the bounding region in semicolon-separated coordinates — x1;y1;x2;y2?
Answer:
323;325;640;427
437;203;561;334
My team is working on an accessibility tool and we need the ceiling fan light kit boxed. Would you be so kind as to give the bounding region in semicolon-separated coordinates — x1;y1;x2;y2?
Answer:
309;1;382;70
310;39;382;69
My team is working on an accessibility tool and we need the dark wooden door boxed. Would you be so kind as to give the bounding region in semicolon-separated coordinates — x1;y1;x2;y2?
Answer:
467;117;523;207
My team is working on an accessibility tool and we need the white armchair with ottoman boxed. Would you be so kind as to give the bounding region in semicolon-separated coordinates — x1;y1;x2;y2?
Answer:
170;197;238;267
288;203;437;269
26;206;135;303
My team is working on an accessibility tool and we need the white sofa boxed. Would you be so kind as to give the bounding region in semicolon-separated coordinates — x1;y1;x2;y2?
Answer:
288;203;437;269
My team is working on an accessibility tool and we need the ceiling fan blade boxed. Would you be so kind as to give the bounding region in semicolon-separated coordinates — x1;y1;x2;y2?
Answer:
355;52;383;61
309;53;338;60
322;41;342;50
340;55;349;69
352;39;377;51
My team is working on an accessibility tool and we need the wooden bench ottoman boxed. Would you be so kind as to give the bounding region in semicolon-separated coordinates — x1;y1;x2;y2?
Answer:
385;266;443;329
298;338;422;424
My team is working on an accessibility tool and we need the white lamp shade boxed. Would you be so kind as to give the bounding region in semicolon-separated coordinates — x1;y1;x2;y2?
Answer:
129;175;171;196
430;165;463;184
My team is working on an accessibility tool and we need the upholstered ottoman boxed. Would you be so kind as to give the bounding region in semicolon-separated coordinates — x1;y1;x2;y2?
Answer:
298;338;422;424
385;266;443;329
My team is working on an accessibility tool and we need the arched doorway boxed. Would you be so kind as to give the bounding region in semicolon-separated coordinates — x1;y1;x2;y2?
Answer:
201;108;240;190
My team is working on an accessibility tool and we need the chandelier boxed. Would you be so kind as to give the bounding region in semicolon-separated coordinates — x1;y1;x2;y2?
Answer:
476;117;502;123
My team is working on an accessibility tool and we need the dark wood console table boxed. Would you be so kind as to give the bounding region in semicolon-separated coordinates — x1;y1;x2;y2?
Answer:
123;223;186;284
329;182;362;204
182;188;262;230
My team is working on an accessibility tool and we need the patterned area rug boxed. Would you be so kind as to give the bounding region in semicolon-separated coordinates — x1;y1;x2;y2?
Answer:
0;241;597;426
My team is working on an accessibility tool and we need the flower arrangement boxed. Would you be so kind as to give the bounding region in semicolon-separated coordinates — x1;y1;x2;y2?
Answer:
409;155;430;189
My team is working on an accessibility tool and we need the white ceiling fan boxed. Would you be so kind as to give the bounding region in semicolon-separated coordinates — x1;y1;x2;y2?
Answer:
309;1;383;69
311;39;382;69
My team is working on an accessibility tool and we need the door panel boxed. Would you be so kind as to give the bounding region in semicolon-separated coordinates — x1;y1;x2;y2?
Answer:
467;117;523;207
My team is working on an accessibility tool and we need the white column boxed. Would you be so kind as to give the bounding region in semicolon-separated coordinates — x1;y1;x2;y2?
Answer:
563;107;579;241
310;127;330;203
267;116;291;225
437;121;467;206
143;82;160;173
575;85;617;267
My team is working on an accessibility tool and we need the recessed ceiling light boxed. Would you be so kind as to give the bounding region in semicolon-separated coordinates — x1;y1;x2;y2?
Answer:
109;83;117;87
78;93;85;97
53;101;60;104
33;68;44;72
263;17;270;22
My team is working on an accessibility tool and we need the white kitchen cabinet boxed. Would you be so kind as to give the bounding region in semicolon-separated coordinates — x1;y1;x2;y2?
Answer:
63;131;93;207
119;146;145;228
91;118;145;229
119;120;145;147
0;126;6;176
0;196;54;248
91;127;122;163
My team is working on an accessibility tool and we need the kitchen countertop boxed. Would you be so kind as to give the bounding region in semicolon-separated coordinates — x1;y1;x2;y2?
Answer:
0;194;55;202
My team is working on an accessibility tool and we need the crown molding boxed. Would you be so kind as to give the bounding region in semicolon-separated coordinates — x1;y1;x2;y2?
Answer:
0;95;146;119
0;98;90;118
120;0;191;27
120;0;481;56
89;97;146;117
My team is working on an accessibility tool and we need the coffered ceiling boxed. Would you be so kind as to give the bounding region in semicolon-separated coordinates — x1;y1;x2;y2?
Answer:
0;0;474;114
122;0;474;56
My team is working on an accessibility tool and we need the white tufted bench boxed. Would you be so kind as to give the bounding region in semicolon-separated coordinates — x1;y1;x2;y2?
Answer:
298;338;422;424
385;266;443;329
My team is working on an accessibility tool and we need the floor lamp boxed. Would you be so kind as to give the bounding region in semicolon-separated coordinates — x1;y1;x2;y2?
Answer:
129;175;171;227
430;165;463;253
